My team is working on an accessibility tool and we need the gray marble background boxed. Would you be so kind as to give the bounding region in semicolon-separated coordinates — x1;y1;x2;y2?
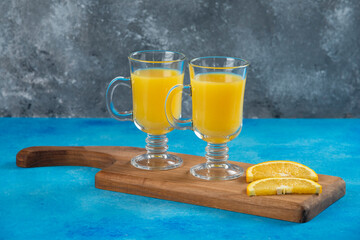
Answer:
0;0;359;118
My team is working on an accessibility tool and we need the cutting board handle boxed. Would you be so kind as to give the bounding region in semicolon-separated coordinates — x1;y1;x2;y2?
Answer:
16;146;116;169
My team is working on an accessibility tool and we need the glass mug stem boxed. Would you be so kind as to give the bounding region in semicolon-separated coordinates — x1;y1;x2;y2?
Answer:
145;134;168;156
189;143;244;180
205;143;229;165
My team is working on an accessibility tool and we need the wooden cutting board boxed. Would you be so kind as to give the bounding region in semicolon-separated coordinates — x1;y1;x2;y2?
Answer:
16;146;345;223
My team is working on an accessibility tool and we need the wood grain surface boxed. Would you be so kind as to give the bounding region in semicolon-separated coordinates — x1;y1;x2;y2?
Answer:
16;146;346;223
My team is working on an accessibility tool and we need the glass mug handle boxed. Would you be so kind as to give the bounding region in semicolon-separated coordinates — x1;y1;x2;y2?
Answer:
106;76;133;121
165;84;192;130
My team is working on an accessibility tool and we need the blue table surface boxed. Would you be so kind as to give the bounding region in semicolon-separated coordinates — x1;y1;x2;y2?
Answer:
0;118;359;239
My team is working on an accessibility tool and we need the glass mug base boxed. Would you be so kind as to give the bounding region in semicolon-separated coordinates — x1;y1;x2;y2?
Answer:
131;153;183;170
190;163;244;180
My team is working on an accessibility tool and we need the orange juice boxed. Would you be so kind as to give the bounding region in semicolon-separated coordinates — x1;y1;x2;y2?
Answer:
191;72;246;143
131;68;183;135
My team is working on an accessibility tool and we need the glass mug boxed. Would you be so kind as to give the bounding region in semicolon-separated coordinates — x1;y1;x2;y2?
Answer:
106;50;185;170
166;56;249;180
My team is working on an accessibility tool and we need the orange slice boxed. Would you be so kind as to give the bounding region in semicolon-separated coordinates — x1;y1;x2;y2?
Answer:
247;177;322;196
246;160;318;183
